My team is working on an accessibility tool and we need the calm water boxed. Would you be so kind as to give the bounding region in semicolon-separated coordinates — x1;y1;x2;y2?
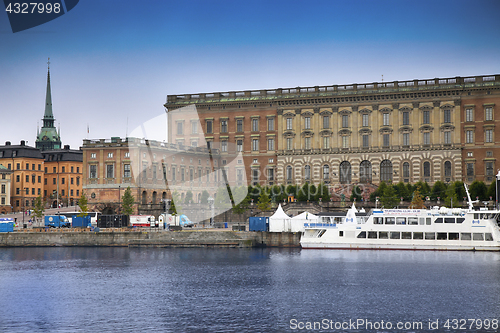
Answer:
0;248;499;333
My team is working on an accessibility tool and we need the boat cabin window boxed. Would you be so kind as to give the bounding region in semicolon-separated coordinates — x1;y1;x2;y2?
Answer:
413;232;423;239
334;217;343;224
379;231;388;239
473;233;484;241
474;213;479;219
460;233;471;240
408;217;418;225
485;233;493;241
457;218;465;224
437;233;447;240
402;232;411;239
396;217;406;225
419;218;425;225
339;231;344;237
425;232;435;240
356;231;366;238
434;218;443;223
321;217;330;223
426;218;431;225
449;233;459;240
368;231;377;239
374;217;383;225
385;217;395;225
445;218;455;223
390;232;400;239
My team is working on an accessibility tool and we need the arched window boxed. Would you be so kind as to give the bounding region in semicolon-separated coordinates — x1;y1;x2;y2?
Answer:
142;191;147;205
380;160;393;182
323;164;330;180
403;162;410;178
359;160;372;183
423;161;431;177
444;161;452;177
339;161;351;184
304;165;311;180
152;191;157;204
286;165;293;180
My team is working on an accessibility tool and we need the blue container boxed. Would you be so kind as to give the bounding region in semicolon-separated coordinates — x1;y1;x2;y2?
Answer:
224;222;228;228
249;217;268;232
0;221;14;232
70;215;91;228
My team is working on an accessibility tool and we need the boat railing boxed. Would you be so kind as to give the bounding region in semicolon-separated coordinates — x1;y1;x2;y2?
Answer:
305;223;338;228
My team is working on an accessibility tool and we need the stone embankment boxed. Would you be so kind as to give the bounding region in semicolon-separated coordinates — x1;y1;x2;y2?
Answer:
0;229;301;248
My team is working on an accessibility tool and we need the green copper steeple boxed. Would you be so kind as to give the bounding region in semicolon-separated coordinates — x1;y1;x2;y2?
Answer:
36;58;62;151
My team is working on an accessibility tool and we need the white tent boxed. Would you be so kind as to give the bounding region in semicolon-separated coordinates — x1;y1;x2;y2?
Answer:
290;211;319;232
268;204;291;232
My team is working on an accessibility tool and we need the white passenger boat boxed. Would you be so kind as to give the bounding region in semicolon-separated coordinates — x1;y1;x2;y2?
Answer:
301;186;500;251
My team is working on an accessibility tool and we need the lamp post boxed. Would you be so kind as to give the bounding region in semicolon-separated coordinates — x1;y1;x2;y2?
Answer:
208;196;214;227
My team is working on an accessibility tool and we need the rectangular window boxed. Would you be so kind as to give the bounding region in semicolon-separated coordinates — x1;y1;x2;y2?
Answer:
267;138;275;151
267;118;275;131
323;136;330;149
106;164;114;178
76;178;80;185
466;108;473;122
466;163;474;176
466;130;473;144
237;140;243;152
70;177;74;185
286;138;293;150
383;113;389;126
236;119;243;132
177;122;183;135
172;166;176;181
485;107;493;121
32;188;35;195
363;135;369;148
268;168;274;181
220;120;228;133
91;153;96;159
486;162;494;176
403;133;410;146
70;189;73;196
53;167;56;173
89;165;97;179
107;153;113;158
61;178;65;185
221;140;227;152
485;129;493;143
286;118;293;130
444;131;451;144
423;110;430;124
342;136;349;148
362;114;369;127
26;163;29;170
206;120;213;134
52;178;56;185
304;117;311;129
0;184;4;194
444;109;451;123
304;137;311;149
181;167;185;182
152;166;157;180
252;139;259;151
423;132;430;145
323;116;329;129
402;112;409;125
191;121;198;134
342;115;348;128
252;118;259;132
383;134;390;147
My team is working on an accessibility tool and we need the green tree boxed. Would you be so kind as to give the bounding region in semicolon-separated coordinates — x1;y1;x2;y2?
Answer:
297;183;311;202
286;184;297;202
453;181;467;202
232;186;249;216
257;190;271;211
370;182;388;202
214;186;232;210
121;186;135;216
380;186;399;208
410;187;425;209
350;185;362;202
394;182;410;201
33;195;45;226
431;181;447;201
444;183;460;208
486;181;497;202
77;192;89;217
200;190;210;204
184;190;193;205
414;181;431;199
317;183;331;202
469;180;488;201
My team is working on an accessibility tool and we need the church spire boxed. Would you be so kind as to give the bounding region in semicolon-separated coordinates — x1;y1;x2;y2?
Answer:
44;58;53;120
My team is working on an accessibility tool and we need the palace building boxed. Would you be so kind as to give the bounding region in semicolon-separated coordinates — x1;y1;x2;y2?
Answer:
165;74;500;188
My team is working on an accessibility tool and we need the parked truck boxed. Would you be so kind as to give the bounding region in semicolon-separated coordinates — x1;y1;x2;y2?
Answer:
44;215;71;228
159;214;193;229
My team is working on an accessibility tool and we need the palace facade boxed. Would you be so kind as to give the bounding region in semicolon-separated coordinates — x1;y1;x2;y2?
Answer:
165;74;500;188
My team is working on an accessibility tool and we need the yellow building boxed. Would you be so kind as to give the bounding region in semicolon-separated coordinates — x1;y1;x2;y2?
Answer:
0;165;13;214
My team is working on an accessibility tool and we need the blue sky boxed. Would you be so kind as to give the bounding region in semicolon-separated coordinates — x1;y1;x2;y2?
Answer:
1;0;499;149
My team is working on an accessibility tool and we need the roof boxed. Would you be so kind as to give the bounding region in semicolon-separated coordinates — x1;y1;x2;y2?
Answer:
42;149;83;162
0;143;44;159
269;204;290;220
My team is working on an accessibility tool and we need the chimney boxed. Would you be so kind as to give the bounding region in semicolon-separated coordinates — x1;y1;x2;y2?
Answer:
64;145;70;150
20;140;25;146
5;141;10;146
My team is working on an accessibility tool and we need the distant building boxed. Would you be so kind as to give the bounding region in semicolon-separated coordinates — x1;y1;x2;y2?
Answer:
35;59;62;151
0;141;44;212
0;165;13;214
41;145;83;207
